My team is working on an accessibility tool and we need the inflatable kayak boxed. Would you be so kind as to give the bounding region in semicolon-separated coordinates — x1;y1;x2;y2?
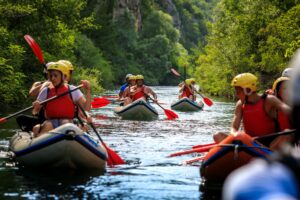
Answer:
171;97;204;111
114;99;158;120
9;123;107;170
200;133;272;189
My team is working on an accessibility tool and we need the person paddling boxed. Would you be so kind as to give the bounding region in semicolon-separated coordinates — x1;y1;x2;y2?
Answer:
16;63;54;131
223;54;300;200
213;73;291;149
123;75;137;106
57;60;91;112
179;78;197;101
32;62;90;137
118;73;133;100
123;74;158;106
265;76;294;149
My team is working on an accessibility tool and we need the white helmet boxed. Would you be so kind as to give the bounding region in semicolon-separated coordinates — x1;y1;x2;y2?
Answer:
282;68;293;77
125;73;133;79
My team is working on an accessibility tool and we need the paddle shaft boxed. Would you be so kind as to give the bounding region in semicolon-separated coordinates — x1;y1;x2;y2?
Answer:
77;104;104;143
77;103;125;165
254;129;297;142
0;85;83;123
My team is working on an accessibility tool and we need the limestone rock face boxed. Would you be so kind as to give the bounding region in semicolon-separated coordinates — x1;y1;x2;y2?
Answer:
113;0;142;31
158;0;181;28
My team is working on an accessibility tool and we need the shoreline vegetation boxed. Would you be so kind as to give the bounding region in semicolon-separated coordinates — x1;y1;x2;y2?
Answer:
1;0;299;111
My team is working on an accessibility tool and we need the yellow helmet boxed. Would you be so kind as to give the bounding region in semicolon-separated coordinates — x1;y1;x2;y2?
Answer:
231;73;257;92
57;60;74;71
272;76;290;91
136;74;144;80
128;75;136;81
47;62;68;78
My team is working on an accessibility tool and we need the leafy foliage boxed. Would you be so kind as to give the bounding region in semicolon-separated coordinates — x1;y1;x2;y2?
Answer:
1;0;299;110
195;0;300;97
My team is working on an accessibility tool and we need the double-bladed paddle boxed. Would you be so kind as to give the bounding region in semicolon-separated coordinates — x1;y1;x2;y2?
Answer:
0;85;83;124
24;35;46;68
170;68;213;106
169;130;297;157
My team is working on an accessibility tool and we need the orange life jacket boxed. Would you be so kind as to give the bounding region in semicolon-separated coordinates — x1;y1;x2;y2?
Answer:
45;85;75;119
277;111;292;131
132;86;146;101
242;95;277;137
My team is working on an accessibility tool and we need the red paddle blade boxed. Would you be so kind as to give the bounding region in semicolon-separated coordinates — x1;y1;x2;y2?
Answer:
101;143;125;166
170;68;181;77
193;142;216;149
168;144;217;157
92;98;111;108
203;97;213;106
107;148;125;166
24;35;45;65
164;109;178;120
0;118;7;124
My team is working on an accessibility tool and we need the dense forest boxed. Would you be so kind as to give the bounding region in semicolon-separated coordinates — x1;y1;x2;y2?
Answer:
0;0;299;110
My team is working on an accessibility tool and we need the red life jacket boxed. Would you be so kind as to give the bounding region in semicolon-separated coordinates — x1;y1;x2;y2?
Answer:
132;86;146;101
182;85;193;98
242;95;277;137
45;85;75;119
278;111;292;131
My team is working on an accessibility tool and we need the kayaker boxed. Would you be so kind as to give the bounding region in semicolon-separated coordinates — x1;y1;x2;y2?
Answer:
32;62;91;137
123;75;137;106
213;73;291;149
16;62;53;132
223;59;300;200
123;74;158;106
179;78;197;101
268;76;294;149
118;73;133;99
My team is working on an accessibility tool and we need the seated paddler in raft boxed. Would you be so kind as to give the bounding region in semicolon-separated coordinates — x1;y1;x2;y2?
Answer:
213;73;291;150
16;62;54;132
178;78;197;101
118;73;133;100
123;74;158;106
32;61;91;137
268;72;294;149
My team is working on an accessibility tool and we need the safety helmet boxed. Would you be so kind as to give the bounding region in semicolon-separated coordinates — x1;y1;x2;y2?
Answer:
231;73;257;92
128;75;136;81
44;62;55;74
185;78;196;85
125;73;133;79
185;79;191;85
136;74;144;80
57;60;74;71
272;76;290;91
47;62;69;78
282;68;293;78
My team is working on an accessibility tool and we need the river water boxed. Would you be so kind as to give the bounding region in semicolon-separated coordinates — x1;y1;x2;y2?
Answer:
0;86;234;199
